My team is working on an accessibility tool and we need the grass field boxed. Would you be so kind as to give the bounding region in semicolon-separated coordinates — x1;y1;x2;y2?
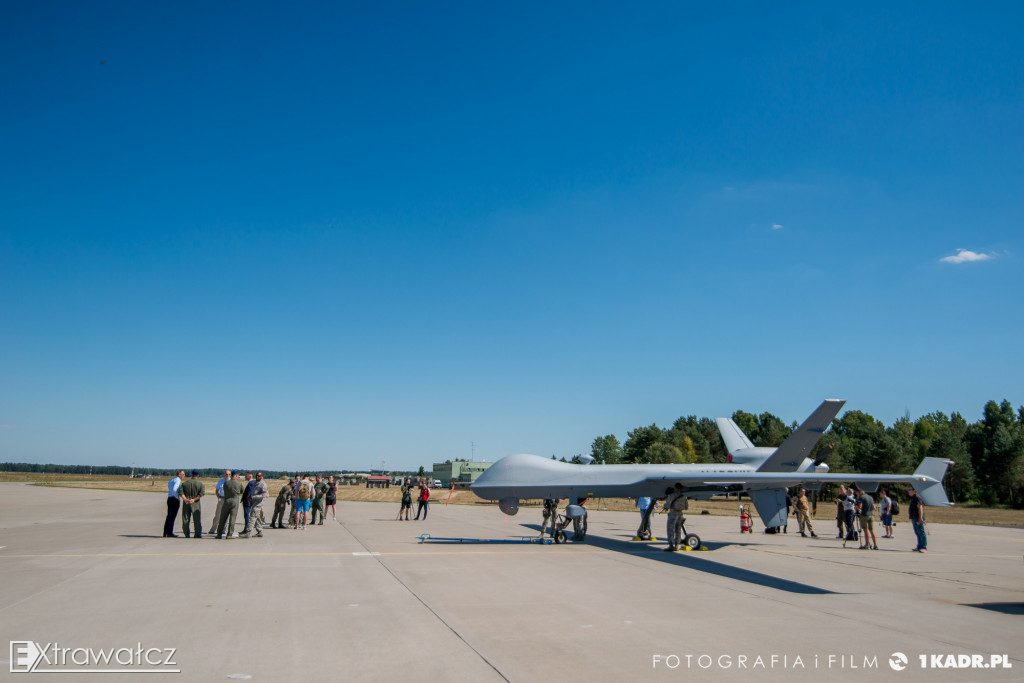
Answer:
4;471;1022;527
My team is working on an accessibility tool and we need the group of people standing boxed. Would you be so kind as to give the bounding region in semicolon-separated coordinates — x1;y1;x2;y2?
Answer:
397;481;430;520
163;471;340;539
631;484;929;553
269;474;339;530
832;485;927;552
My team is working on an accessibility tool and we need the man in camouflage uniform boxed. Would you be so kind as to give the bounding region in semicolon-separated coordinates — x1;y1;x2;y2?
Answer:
538;498;558;539
662;484;687;551
241;472;268;538
216;471;244;539
311;474;328;525
179;470;205;538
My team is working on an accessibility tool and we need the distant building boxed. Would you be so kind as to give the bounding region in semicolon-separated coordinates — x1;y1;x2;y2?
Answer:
432;461;493;487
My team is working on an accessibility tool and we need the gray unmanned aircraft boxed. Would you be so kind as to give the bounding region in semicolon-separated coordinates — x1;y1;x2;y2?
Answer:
470;399;953;548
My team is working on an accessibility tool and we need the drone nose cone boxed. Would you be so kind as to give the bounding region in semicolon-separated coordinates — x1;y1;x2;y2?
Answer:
471;453;546;500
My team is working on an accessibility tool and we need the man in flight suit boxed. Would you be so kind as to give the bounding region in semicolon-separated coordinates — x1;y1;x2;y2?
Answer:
311;474;328;525
216;471;245;539
179;470;205;538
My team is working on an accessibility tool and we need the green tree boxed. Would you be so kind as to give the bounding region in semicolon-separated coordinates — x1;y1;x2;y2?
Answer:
986;423;1024;505
928;431;974;503
831;410;886;473
731;410;757;441
644;442;683;464
753;412;791;447
876;416;916;474
591;435;623;464
623;424;664;464
668;416;713;462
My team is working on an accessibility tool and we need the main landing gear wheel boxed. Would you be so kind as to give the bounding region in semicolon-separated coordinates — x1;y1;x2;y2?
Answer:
683;533;701;550
638;529;651;541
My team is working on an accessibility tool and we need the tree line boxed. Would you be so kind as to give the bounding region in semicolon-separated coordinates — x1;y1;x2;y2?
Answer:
0;464;420;481
589;399;1024;507
0;464;298;479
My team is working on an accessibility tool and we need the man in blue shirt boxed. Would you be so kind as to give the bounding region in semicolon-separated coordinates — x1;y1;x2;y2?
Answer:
163;469;184;537
635;496;653;540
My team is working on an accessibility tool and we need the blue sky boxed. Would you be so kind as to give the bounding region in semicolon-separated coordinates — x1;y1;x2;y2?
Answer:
2;2;1021;471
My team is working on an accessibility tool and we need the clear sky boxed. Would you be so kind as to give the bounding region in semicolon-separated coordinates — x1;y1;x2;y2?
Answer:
2;2;1021;472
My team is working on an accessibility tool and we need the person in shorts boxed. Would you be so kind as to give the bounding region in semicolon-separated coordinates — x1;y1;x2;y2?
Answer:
295;475;313;529
879;489;894;538
399;484;413;520
855;487;878;550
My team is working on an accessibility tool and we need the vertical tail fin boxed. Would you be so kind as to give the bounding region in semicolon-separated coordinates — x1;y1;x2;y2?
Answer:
913;458;954;507
716;417;755;455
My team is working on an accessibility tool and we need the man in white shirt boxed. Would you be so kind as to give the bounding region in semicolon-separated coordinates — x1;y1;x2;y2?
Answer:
163;470;185;537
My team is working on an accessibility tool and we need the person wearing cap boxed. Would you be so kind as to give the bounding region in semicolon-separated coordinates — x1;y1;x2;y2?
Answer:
241;472;268;538
163;469;185;537
179;470;205;538
216;470;245;539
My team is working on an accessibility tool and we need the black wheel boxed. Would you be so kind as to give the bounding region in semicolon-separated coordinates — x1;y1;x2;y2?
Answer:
555;530;567;544
683;533;701;550
573;515;587;542
638;529;651;541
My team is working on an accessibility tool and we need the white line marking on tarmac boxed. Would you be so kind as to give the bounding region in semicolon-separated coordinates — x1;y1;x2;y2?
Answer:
352;551;380;556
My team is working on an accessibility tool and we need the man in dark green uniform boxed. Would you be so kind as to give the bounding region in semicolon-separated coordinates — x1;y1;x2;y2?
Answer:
271;478;293;529
311;474;328;525
216;470;245;539
179;469;205;538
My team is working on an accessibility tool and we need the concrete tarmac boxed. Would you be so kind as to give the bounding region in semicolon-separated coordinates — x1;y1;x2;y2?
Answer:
1;482;1022;682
